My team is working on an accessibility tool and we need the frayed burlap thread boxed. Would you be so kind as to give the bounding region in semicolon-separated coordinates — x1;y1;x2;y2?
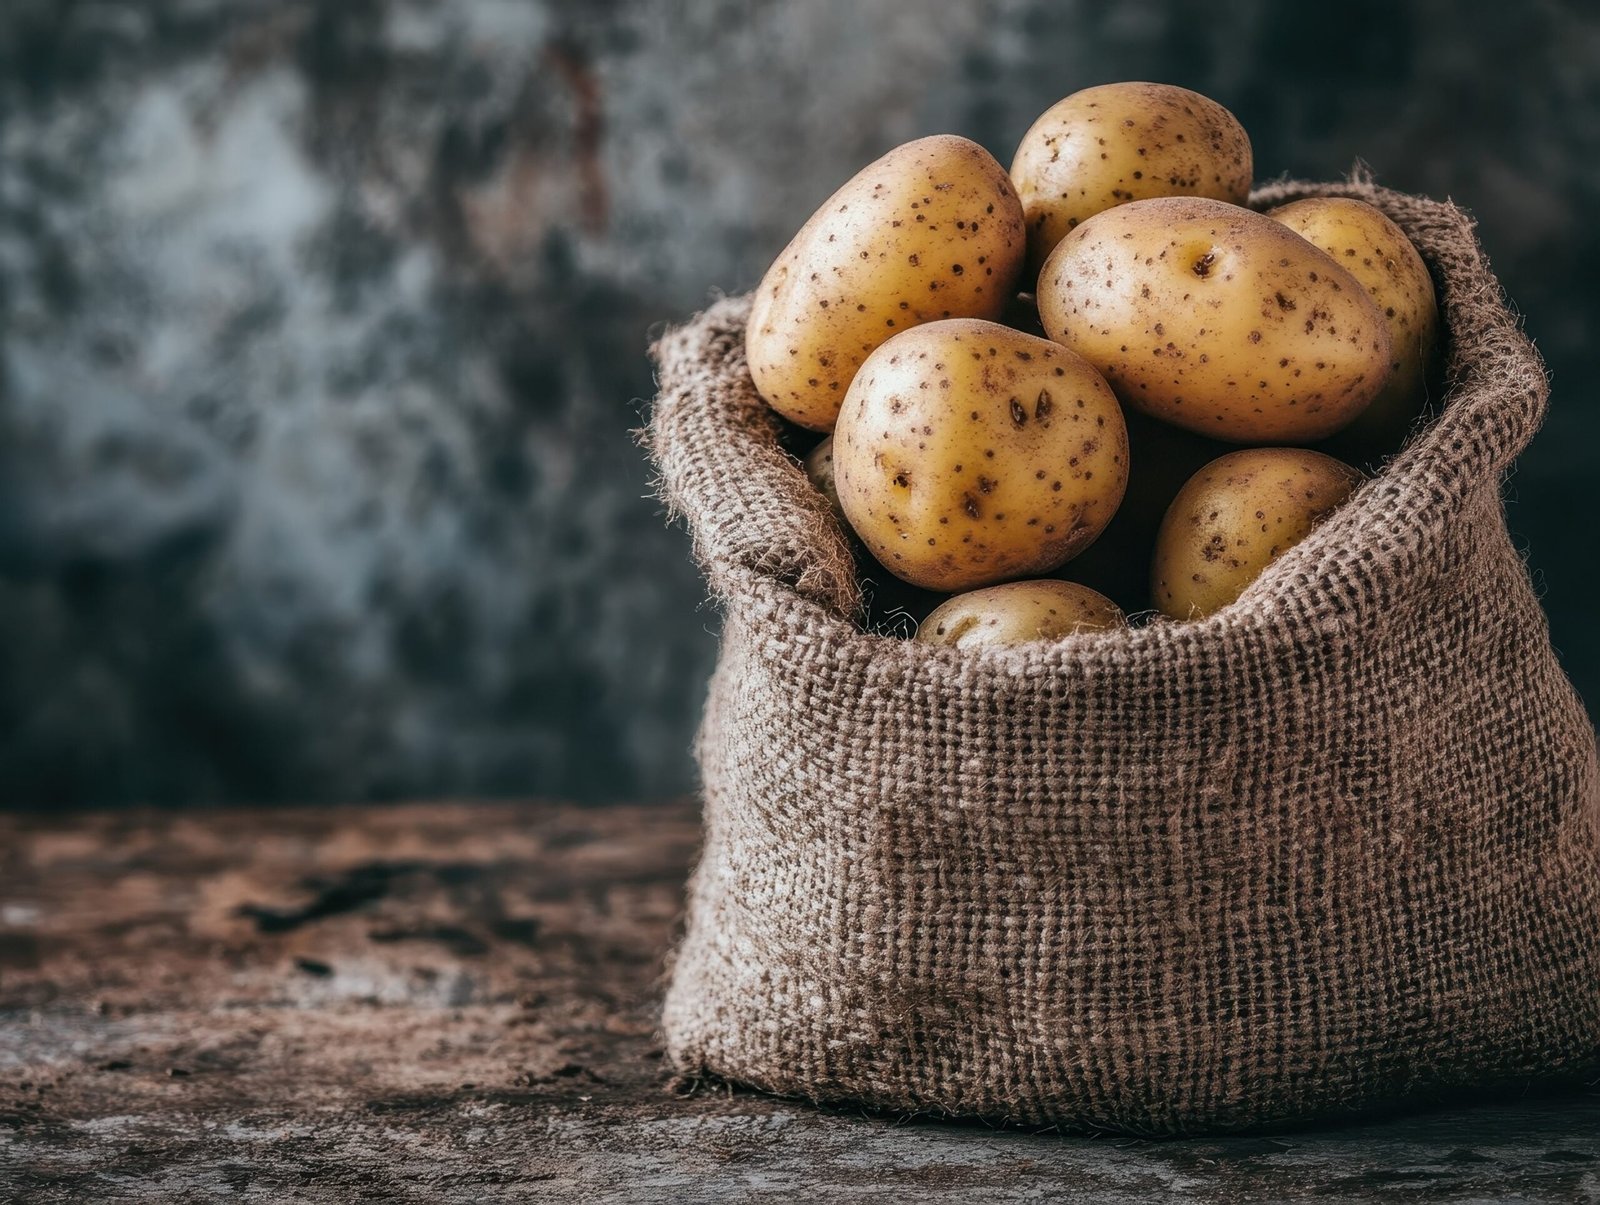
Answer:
647;178;1600;1135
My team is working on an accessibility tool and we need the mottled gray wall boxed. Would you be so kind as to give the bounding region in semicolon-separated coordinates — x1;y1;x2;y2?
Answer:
1;0;1594;806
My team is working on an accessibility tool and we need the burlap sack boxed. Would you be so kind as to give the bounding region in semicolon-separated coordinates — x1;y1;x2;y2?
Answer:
646;178;1600;1134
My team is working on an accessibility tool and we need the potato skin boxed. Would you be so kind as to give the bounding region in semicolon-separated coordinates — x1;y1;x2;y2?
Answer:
1268;197;1440;449
917;579;1124;648
1152;447;1361;619
803;435;844;524
833;319;1128;592
1011;83;1252;278
746;135;1026;431
1038;197;1394;443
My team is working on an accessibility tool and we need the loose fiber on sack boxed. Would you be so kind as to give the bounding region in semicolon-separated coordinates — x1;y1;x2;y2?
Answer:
646;178;1600;1135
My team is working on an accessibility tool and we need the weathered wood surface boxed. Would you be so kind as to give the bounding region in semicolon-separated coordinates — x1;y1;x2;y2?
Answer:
2;801;1598;1203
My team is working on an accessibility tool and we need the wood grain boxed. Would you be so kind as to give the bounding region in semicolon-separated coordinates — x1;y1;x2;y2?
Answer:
2;801;1598;1202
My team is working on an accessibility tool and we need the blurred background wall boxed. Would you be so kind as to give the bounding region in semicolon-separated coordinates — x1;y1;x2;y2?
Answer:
1;0;1594;807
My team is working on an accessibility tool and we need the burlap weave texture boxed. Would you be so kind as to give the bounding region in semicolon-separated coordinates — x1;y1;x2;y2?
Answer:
647;178;1600;1134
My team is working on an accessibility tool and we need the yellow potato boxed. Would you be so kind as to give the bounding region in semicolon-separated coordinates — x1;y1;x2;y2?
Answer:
1011;82;1252;277
1152;447;1362;619
833;319;1128;592
1038;197;1394;443
803;435;844;524
746;135;1027;431
917;579;1124;648
1268;197;1440;448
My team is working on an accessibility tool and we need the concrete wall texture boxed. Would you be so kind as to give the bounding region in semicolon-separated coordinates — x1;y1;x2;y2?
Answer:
1;0;1595;805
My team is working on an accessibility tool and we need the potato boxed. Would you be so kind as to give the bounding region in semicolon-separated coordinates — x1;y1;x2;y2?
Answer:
833;319;1128;592
746;135;1027;431
1038;197;1394;443
1011;83;1252;277
1268;197;1440;449
803;435;844;524
1152;447;1362;619
917;579;1124;648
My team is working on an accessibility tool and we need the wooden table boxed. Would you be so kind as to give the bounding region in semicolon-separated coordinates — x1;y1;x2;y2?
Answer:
3;802;1598;1203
